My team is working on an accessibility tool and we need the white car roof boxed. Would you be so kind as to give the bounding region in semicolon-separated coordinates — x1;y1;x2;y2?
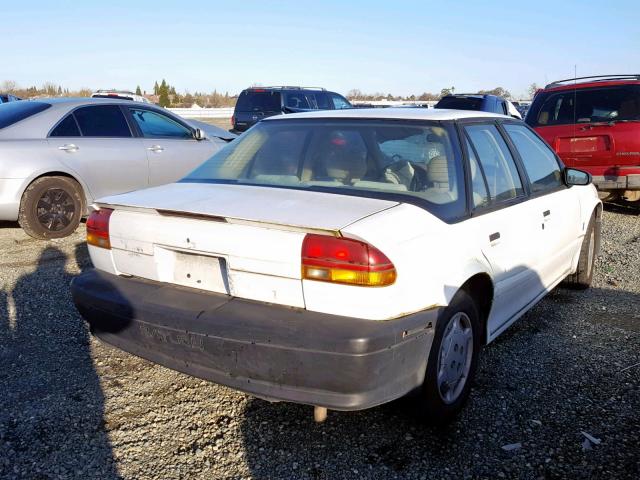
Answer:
264;107;511;122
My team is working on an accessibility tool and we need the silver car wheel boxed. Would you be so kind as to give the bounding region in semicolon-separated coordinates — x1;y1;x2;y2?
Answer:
437;312;474;404
36;188;75;232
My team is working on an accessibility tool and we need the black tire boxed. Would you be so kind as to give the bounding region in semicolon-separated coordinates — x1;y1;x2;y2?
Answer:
565;212;599;289
418;289;482;425
18;176;84;239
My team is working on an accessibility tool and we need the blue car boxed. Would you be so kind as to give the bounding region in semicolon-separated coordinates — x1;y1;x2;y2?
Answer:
435;94;521;119
0;93;21;104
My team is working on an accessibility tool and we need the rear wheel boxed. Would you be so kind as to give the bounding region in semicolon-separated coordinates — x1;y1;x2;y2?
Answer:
418;289;482;425
565;212;599;289
18;176;84;239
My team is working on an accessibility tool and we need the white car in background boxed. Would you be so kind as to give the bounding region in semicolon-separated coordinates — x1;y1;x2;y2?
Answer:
91;89;151;103
71;108;601;423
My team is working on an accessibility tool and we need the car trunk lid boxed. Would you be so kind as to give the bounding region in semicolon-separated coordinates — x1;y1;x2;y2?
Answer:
97;183;398;308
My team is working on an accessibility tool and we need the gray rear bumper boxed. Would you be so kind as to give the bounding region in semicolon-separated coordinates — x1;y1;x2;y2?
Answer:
71;269;438;410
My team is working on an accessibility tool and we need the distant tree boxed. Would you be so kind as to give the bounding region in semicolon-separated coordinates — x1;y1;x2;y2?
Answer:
153;81;159;95
440;88;453;98
159;89;170;107
527;83;539;99
1;80;17;92
135;85;142;96
158;79;170;107
346;89;363;100
478;87;511;99
183;93;194;106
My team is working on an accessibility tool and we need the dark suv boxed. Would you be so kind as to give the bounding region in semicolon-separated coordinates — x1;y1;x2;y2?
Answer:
231;86;351;133
0;93;21;104
435;94;521;118
526;75;640;202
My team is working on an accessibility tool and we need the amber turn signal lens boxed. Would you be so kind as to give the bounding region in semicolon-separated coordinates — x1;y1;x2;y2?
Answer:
86;208;113;249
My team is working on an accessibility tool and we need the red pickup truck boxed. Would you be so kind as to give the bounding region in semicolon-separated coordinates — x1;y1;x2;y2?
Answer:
526;75;640;203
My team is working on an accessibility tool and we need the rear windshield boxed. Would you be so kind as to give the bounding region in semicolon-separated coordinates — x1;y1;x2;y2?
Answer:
0;101;51;129
235;91;282;112
183;119;466;221
435;96;484;111
526;85;640;127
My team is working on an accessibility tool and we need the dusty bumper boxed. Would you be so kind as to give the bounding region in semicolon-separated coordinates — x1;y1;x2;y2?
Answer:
592;174;640;190
0;178;25;221
71;270;438;410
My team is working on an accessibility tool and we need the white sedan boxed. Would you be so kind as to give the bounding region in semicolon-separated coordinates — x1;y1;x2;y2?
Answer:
71;108;601;423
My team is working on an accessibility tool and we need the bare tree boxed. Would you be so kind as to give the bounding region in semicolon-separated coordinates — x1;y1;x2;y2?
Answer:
1;80;17;92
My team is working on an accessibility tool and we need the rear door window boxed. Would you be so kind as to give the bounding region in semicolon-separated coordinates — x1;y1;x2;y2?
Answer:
50;114;81;137
73;105;132;137
504;124;563;193
309;92;330;109
284;92;310;109
0;101;51;129
464;124;524;202
129;108;193;139
235;91;282;112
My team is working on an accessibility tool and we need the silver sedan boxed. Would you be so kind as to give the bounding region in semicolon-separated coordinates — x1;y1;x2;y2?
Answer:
0;98;231;238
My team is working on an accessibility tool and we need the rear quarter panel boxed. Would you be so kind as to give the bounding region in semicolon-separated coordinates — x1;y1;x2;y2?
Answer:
0;139;93;218
304;203;493;320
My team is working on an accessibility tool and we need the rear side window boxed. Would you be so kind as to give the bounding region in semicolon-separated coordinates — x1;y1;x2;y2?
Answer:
308;92;330;109
504;124;563;193
129;108;192;139
330;94;351;110
74;105;131;137
465;138;490;208
0;101;51;129
464;124;524;202
527;85;640;126
284;92;310;109
50;114;81;137
235;91;282;112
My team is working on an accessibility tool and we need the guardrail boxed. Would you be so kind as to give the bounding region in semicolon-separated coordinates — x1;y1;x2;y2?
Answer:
351;100;438;107
167;107;234;118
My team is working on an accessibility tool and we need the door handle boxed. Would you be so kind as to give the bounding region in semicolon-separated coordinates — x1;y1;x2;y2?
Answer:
58;144;79;152
543;210;551;217
147;145;164;153
489;232;500;242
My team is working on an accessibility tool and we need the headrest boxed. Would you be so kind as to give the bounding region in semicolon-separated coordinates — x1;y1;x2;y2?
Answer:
427;156;449;184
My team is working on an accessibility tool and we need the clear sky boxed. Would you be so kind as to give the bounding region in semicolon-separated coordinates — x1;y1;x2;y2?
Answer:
3;0;639;98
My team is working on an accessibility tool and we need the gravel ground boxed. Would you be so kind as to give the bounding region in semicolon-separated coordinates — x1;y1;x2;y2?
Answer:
0;207;638;480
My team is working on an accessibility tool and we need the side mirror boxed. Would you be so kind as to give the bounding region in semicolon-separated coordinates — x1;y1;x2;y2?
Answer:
193;128;205;141
565;168;591;186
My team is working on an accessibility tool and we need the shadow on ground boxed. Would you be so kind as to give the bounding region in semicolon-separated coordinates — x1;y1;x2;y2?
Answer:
0;246;121;479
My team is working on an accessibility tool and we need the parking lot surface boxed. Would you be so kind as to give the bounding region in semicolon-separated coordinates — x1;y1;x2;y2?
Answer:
0;207;639;480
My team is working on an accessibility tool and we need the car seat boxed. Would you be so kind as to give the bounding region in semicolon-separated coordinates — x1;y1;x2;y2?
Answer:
422;156;455;203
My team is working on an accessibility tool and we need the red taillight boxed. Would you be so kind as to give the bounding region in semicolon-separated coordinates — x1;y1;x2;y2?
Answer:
231;114;235;127
86;208;113;249
301;234;396;287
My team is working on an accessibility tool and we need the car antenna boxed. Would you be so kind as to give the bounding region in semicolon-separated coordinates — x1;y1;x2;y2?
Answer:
573;64;577;140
